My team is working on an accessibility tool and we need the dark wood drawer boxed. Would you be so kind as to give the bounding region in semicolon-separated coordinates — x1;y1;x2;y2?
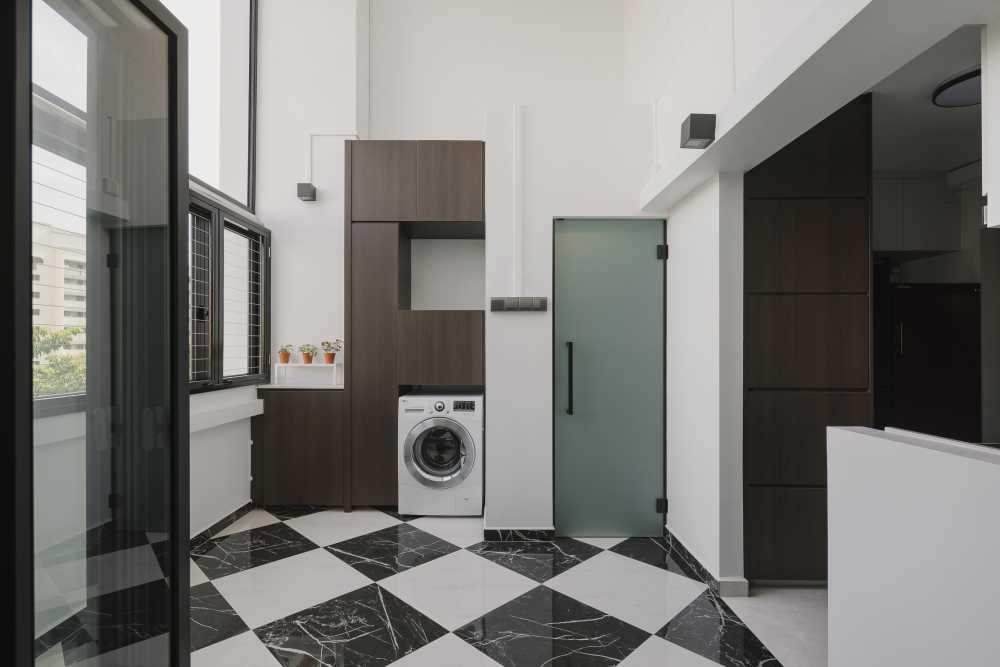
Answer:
350;140;418;222
746;486;828;581
417;141;484;222
397;310;484;385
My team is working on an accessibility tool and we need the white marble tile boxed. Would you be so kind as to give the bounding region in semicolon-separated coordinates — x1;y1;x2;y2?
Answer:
283;508;400;547
191;631;280;667
35;643;66;667
379;549;536;630
190;558;210;586
214;510;281;538
393;633;501;666
726;586;828;667
212;548;370;628
408;516;484;548
547;551;707;633
44;544;163;607
76;634;169;666
575;536;628;550
620;636;718;666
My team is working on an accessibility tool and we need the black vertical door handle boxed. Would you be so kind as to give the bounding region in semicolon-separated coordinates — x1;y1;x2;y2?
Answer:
566;341;574;415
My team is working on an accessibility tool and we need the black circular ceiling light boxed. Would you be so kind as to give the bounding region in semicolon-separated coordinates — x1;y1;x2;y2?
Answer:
932;68;981;108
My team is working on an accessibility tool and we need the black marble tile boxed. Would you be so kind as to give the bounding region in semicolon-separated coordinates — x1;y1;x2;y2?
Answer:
483;528;554;541
455;585;649;666
191;503;254;551
611;536;716;589
658;590;783;667
150;539;171;580
255;583;447;665
326;523;460;581
190;522;317;580
262;504;332;521
189;581;249;651
467;538;601;583
60;579;172;664
373;505;421;522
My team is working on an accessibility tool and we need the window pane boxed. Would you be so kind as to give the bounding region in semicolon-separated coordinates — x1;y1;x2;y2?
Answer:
222;227;260;377
162;0;252;204
190;211;212;381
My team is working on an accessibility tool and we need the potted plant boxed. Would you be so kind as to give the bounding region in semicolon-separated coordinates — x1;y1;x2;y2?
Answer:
299;343;318;365
320;338;343;364
278;344;293;364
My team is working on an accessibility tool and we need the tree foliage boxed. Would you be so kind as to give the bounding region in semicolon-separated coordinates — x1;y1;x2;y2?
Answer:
33;326;85;398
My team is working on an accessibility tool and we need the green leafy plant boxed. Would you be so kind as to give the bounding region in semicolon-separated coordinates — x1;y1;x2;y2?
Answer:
298;343;318;356
32;326;85;398
278;344;293;354
320;338;344;353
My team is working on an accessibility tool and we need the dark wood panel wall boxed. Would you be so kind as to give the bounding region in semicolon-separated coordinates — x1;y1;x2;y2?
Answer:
743;95;873;581
345;140;485;508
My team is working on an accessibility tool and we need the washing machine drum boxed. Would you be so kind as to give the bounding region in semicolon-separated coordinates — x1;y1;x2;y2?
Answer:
404;417;476;489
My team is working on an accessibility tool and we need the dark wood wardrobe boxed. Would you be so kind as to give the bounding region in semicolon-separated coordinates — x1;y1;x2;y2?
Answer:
344;140;485;508
744;95;874;581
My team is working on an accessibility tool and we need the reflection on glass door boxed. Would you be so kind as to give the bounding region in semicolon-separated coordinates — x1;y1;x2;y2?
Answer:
31;0;183;664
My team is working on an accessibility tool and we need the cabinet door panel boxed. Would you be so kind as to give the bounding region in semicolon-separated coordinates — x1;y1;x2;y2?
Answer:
746;487;827;580
351;141;417;222
397;310;484;385
252;390;344;506
417;141;484;222
350;223;400;505
745;198;869;293
746;294;870;389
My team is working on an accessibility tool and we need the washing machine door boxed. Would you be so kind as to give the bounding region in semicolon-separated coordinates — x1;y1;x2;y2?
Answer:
403;417;477;489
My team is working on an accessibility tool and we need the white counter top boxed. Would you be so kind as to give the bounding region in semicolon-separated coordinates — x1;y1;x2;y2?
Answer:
256;383;344;390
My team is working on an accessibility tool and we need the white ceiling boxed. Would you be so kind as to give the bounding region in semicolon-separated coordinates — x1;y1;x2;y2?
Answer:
872;26;981;173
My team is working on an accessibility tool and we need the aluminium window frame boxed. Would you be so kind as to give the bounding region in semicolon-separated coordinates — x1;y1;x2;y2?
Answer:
188;187;271;394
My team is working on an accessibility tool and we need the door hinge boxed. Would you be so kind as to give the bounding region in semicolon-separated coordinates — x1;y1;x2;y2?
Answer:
656;244;668;260
656;497;668;514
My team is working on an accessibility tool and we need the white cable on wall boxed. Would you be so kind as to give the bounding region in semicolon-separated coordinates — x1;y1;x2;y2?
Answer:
512;104;524;297
304;132;359;183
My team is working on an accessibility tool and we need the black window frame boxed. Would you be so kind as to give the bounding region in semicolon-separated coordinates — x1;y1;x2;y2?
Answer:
188;187;270;393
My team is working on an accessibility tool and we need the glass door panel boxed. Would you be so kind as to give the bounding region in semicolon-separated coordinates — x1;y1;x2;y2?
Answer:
554;219;665;537
31;0;179;663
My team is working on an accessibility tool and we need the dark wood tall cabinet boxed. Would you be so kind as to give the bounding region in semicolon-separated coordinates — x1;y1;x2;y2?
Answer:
743;95;873;581
345;140;485;509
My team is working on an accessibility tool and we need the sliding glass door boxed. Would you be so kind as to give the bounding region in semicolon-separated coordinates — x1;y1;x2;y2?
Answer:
28;0;188;664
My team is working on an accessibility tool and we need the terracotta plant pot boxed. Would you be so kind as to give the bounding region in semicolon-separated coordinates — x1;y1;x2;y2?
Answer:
324;352;336;364
278;351;291;364
301;352;314;364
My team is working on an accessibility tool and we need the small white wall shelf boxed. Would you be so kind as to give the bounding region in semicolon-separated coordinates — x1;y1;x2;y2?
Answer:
272;362;343;388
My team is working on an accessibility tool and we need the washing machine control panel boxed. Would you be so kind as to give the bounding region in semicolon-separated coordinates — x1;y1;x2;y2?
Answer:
433;401;446;413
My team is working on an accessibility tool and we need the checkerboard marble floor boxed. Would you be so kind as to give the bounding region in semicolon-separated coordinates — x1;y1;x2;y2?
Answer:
39;506;784;666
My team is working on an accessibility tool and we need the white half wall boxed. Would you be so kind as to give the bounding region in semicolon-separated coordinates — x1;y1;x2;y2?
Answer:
828;427;1000;666
985;20;1000;226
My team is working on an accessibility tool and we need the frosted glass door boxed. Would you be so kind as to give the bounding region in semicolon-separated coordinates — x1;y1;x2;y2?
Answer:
554;219;664;537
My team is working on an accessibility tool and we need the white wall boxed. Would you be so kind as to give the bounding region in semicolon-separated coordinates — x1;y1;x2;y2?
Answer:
255;0;363;356
828;427;1000;666
189;386;262;536
410;240;486;310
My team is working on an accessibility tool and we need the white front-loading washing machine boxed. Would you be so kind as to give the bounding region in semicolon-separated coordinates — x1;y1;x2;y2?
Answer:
398;394;483;516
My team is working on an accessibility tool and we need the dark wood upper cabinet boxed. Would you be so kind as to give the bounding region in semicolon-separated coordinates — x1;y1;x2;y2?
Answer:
397;310;484;385
417;141;484;222
351;141;418;222
251;389;345;506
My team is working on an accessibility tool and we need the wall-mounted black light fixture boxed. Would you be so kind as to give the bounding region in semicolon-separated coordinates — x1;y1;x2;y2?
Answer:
932;68;981;108
680;113;716;149
297;182;317;201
